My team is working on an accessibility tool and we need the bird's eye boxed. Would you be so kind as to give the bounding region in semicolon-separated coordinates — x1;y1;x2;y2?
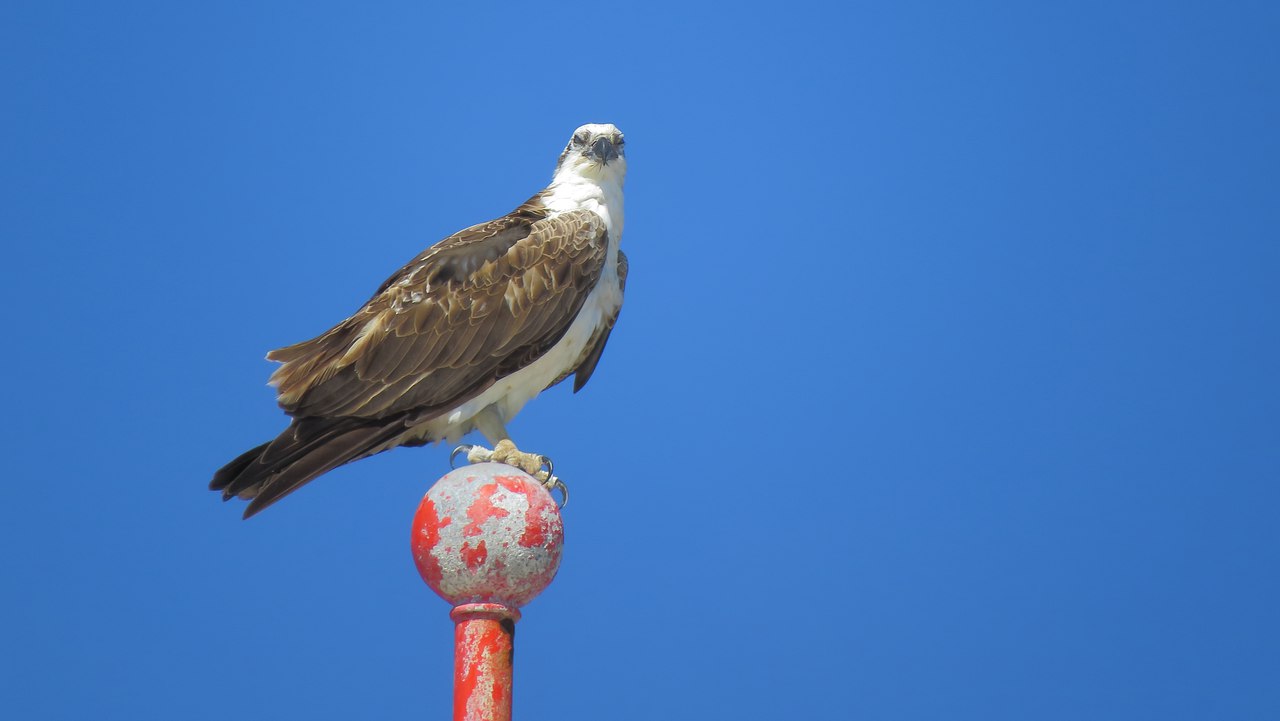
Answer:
572;133;588;147
615;135;625;147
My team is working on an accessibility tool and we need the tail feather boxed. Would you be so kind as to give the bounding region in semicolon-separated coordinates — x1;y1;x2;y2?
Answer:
210;441;271;498
211;417;407;519
213;417;370;501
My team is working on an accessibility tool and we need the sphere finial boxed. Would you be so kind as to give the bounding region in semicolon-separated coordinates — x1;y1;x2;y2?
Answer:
411;462;564;608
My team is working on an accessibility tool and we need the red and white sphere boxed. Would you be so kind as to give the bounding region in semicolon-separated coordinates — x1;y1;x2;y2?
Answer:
411;462;564;607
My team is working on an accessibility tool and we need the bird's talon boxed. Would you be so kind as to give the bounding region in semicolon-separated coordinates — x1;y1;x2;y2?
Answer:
540;477;568;507
453;441;565;506
450;444;474;469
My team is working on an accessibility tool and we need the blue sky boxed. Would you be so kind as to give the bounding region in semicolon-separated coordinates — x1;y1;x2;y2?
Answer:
3;1;1278;719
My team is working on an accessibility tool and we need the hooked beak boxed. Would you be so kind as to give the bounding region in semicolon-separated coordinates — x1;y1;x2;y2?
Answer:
586;136;619;164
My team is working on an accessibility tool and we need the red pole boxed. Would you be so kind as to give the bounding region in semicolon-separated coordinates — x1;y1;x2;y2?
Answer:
411;463;564;721
451;603;520;721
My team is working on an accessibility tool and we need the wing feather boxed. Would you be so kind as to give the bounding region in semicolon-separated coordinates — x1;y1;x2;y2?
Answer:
573;249;629;392
268;208;610;421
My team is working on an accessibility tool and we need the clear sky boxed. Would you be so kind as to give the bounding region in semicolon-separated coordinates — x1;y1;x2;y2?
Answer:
2;1;1278;719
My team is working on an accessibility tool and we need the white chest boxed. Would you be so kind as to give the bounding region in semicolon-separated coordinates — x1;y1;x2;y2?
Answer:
542;173;625;240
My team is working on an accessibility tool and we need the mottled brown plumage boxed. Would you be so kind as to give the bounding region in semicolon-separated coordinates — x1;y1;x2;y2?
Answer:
211;123;628;518
267;205;614;419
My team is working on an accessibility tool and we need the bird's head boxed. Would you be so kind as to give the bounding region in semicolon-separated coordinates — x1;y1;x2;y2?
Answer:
555;123;626;181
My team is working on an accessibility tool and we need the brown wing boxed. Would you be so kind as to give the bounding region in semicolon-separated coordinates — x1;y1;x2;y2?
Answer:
266;208;610;420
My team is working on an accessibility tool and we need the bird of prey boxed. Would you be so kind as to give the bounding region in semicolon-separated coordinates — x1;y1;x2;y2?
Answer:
211;123;628;518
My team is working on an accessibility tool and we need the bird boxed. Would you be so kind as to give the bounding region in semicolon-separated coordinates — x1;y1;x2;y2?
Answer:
210;123;628;518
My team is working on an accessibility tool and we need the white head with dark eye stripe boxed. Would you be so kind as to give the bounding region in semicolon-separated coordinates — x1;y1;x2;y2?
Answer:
555;123;626;180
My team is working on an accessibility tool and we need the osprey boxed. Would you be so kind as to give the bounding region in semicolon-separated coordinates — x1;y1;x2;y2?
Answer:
211;123;628;518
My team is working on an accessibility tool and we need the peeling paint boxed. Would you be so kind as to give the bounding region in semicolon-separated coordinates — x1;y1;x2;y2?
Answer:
411;463;564;608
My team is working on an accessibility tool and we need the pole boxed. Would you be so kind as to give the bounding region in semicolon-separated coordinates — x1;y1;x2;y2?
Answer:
451;603;519;721
411;462;564;721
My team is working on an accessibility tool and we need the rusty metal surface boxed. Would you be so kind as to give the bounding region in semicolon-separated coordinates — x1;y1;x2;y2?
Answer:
412;462;564;607
451;603;519;721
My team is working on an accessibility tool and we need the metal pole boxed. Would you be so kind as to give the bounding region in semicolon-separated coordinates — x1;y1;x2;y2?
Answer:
412;463;564;721
451;603;519;721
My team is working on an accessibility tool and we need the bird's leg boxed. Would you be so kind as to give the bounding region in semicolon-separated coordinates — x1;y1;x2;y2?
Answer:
450;408;569;505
